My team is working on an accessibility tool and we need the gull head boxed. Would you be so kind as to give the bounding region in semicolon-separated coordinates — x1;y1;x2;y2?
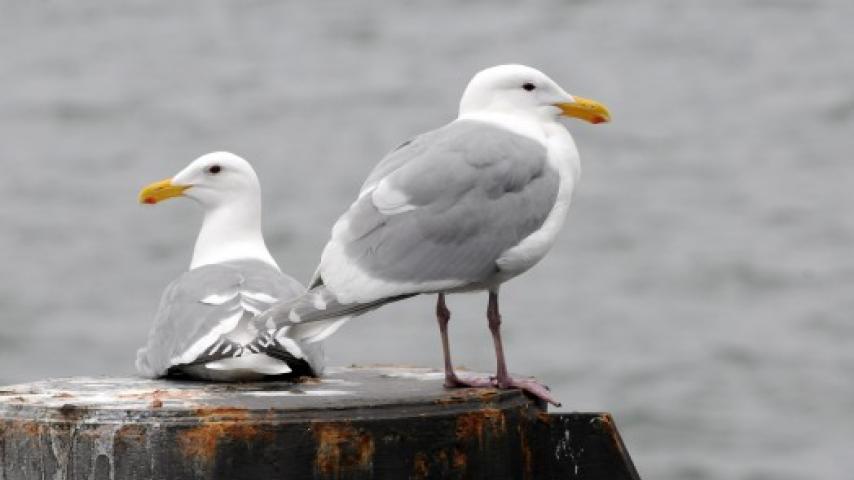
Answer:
459;64;610;124
138;151;261;208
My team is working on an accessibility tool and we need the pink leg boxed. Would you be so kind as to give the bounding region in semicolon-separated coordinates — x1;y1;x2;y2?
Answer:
487;290;562;407
436;294;493;389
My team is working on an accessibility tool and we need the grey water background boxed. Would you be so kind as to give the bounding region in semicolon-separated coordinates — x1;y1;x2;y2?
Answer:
1;0;852;478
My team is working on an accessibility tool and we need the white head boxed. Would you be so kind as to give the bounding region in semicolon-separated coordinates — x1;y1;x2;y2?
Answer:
139;151;260;208
139;151;278;270
459;64;610;124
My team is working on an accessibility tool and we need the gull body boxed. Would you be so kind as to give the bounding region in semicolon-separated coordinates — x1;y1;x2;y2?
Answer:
256;65;610;404
136;152;326;381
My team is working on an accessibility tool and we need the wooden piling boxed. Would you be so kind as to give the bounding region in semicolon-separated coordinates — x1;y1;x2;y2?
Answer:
0;366;640;479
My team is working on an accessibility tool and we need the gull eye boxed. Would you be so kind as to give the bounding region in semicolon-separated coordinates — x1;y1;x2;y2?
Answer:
207;165;222;175
522;82;536;91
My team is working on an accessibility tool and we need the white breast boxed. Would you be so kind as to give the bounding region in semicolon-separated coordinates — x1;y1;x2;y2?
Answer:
495;123;580;279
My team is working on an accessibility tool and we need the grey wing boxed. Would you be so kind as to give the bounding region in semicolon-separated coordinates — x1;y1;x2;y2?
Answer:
219;259;323;374
227;259;306;314
317;120;560;302
136;261;305;378
136;265;248;377
357;134;434;194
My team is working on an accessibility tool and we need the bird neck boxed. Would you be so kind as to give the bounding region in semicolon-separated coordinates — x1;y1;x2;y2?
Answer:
458;110;550;145
190;196;279;271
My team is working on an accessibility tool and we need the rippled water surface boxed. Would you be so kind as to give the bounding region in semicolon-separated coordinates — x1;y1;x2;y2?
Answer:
1;1;853;478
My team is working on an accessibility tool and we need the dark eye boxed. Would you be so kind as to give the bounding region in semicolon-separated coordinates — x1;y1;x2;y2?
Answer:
522;82;536;91
207;165;222;175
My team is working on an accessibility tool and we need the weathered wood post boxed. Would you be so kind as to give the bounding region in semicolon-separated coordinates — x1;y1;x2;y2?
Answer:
0;366;640;479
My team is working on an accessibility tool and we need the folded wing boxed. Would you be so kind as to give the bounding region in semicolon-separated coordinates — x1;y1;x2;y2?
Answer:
136;260;317;379
317;119;561;303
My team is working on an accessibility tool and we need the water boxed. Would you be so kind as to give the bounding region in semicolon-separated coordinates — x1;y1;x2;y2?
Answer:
1;1;853;478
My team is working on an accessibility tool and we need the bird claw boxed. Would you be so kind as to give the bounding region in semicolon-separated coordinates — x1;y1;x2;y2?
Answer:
498;376;561;407
444;373;495;389
443;374;561;407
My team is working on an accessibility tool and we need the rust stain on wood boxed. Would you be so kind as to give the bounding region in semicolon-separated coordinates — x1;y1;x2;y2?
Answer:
8;420;41;438
483;408;506;433
177;408;271;464
412;452;429;479
312;422;375;477
193;407;250;418
595;413;627;458
435;388;498;406
425;447;468;474
150;389;167;408
115;424;146;444
519;424;533;478
117;388;199;406
452;446;467;471
455;408;506;446
436;449;449;468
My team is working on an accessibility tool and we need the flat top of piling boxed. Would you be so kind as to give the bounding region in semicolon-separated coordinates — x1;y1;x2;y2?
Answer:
0;366;536;423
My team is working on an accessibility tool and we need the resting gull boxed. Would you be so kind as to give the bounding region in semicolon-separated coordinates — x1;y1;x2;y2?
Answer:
254;65;610;405
135;152;330;381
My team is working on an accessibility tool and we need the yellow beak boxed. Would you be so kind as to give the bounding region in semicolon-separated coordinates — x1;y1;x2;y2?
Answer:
138;178;190;204
556;96;611;124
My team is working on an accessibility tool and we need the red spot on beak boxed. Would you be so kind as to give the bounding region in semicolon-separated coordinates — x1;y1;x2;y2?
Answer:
591;116;605;124
143;197;157;204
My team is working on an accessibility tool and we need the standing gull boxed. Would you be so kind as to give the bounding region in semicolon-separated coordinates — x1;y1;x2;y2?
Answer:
255;65;610;405
136;152;330;381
